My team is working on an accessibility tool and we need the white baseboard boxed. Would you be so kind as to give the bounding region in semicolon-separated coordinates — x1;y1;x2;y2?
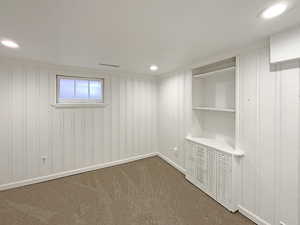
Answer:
0;152;185;192
0;153;157;191
156;152;186;174
238;205;271;225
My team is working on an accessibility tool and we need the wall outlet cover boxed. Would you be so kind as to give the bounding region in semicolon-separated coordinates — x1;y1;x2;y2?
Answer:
41;156;47;163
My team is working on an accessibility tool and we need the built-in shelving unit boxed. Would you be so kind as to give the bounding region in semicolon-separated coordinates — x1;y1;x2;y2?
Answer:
191;57;237;145
185;57;243;212
193;66;235;79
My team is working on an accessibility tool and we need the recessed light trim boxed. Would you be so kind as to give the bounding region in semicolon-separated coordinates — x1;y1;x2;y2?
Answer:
1;39;19;49
150;65;158;71
261;2;288;19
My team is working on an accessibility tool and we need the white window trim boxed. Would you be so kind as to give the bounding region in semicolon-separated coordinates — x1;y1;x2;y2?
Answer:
52;103;108;108
52;74;108;108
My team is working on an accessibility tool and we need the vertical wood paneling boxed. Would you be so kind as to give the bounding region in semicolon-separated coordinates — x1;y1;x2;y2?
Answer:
0;58;158;188
104;99;112;163
119;77;126;159
86;109;94;165
74;110;82;167
63;110;74;170
158;70;192;166
239;50;259;213
34;67;42;176
52;108;62;172
0;63;10;184
238;48;299;225
132;79;138;156
258;49;276;224
111;76;120;161
81;109;88;166
39;69;50;175
13;65;26;181
126;78;133;158
144;81;150;155
278;63;299;225
96;108;105;164
140;80;148;154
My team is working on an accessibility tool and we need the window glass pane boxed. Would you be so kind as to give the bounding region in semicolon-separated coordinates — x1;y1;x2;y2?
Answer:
75;80;89;99
89;80;102;100
57;76;104;103
59;79;75;99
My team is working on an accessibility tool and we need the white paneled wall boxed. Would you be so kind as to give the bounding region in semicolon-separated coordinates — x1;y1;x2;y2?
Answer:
158;70;192;168
0;58;157;187
158;45;299;225
239;47;299;225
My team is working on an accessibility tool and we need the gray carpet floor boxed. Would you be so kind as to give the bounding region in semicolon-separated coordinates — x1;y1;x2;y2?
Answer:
0;156;255;225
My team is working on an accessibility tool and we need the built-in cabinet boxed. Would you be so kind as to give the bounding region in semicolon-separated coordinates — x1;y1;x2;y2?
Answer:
185;57;244;212
159;44;299;224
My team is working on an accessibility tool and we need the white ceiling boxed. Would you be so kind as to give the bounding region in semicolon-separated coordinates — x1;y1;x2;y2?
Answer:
0;0;300;75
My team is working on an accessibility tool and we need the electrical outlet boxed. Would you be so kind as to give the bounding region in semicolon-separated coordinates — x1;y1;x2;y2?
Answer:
173;146;179;158
280;221;286;225
41;156;47;164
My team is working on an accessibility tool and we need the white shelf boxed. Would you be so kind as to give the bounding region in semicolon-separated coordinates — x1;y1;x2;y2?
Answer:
192;107;235;113
185;136;244;156
193;66;235;79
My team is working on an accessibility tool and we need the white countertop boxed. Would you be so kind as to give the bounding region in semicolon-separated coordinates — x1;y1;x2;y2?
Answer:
185;136;244;156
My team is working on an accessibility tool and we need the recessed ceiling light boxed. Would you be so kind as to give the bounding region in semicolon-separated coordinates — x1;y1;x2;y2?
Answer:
150;65;158;71
1;39;19;48
261;2;288;19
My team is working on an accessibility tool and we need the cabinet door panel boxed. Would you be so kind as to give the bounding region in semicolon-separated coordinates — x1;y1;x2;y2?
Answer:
216;152;232;208
207;149;216;198
194;144;208;187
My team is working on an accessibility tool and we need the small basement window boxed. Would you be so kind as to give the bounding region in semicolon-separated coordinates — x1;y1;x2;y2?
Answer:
56;75;104;104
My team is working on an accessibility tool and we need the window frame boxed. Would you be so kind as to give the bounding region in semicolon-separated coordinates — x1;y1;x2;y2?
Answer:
55;75;105;106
